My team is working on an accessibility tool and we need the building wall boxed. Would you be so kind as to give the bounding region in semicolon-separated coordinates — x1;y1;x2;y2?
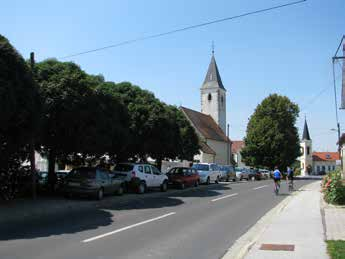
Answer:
233;151;247;168
194;152;215;164
313;161;338;173
300;140;313;176
201;88;226;133
207;139;231;165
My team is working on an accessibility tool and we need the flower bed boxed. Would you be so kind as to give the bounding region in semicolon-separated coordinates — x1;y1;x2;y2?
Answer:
321;170;345;205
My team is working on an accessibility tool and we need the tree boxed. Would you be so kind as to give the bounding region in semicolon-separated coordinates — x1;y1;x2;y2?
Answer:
0;34;40;180
35;59;129;188
241;94;300;170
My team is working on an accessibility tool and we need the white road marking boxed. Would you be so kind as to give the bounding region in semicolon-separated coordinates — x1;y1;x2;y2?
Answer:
82;212;176;243
253;185;268;190
211;193;238;202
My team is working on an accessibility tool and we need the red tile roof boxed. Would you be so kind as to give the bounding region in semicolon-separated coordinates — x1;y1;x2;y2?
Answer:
232;141;244;153
312;152;340;161
180;106;230;143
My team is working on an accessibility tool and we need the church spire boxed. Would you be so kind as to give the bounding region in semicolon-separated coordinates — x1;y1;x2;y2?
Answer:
302;118;311;140
202;52;225;90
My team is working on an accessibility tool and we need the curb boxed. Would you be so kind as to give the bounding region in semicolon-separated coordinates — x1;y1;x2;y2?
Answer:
222;181;318;259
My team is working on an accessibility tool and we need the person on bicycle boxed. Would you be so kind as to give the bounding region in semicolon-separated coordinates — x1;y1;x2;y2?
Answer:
273;166;282;190
287;166;294;189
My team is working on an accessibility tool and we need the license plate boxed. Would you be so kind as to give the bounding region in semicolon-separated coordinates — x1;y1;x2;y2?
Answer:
69;182;80;187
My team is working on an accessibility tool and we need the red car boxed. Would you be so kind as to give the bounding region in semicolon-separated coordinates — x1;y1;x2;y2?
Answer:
167;167;200;189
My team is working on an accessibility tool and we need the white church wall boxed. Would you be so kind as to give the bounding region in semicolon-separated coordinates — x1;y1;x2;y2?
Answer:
207;139;230;165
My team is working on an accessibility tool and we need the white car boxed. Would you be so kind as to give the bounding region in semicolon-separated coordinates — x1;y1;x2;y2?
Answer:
192;163;222;184
235;167;250;180
113;163;168;194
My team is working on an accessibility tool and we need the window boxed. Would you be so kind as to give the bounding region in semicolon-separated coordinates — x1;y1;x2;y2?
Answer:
144;165;152;174
208;93;212;101
325;154;331;159
307;147;310;155
192;164;209;171
138;166;143;173
333;166;335;170
322;166;326;172
151;166;161;175
316;166;320;172
221;95;224;106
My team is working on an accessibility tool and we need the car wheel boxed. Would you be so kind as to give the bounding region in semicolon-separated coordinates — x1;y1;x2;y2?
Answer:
161;181;168;192
194;180;199;187
232;178;236;182
215;176;220;184
180;182;185;189
116;185;124;196
226;176;230;182
96;188;104;200
137;181;146;194
206;177;210;185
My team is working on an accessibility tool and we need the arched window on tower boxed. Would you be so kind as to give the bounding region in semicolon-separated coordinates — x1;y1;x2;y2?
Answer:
208;93;212;101
307;147;310;155
221;95;224;107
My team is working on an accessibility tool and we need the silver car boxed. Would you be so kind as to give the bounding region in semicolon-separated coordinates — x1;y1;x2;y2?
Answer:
235;167;250;180
192;163;221;184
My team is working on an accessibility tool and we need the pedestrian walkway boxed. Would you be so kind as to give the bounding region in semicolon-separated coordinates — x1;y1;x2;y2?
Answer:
323;200;345;240
245;181;328;259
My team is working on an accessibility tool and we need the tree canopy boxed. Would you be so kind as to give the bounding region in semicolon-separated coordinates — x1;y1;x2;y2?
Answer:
0;34;40;175
241;94;300;170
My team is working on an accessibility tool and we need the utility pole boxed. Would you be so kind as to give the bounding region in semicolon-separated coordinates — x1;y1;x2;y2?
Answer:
29;52;37;199
227;123;230;165
332;35;345;179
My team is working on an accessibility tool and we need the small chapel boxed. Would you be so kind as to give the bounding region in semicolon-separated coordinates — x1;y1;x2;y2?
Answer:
181;51;232;165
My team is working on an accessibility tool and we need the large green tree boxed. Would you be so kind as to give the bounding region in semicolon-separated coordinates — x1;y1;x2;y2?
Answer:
35;59;129;186
0;34;40;176
241;94;300;170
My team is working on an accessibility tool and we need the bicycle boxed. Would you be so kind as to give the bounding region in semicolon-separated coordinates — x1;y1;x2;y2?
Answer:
288;179;294;192
274;180;280;195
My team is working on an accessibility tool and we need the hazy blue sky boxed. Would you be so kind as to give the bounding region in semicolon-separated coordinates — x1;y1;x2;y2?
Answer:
1;0;344;151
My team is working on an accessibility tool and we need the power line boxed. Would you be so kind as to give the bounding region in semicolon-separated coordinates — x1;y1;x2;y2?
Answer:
60;0;307;59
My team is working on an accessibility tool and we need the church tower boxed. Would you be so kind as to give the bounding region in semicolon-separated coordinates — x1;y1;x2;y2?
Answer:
201;52;227;133
300;118;313;176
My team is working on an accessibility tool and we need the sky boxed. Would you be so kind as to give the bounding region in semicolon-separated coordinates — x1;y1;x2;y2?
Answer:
1;0;344;151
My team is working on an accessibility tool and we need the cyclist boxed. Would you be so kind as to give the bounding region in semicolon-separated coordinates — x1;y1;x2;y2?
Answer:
287;166;294;191
273;166;282;194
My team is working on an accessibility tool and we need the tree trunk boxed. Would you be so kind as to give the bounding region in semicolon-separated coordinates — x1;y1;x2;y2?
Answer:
48;149;57;192
156;158;162;172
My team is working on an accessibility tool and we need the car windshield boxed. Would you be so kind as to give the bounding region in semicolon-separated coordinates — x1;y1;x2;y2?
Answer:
114;164;134;172
68;168;96;179
192;164;209;171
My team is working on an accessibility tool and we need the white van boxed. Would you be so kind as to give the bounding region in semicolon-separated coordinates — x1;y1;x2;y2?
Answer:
192;163;222;184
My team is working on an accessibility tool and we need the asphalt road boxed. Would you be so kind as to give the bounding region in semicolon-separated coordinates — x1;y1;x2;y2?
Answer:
0;179;314;259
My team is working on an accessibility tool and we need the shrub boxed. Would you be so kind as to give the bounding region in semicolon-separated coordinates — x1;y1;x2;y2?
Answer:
321;170;345;205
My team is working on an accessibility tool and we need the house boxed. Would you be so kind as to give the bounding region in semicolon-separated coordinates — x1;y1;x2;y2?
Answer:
181;52;231;165
231;140;246;168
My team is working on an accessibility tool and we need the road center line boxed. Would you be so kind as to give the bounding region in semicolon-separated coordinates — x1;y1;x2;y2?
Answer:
82;212;176;243
211;193;238;202
253;185;268;190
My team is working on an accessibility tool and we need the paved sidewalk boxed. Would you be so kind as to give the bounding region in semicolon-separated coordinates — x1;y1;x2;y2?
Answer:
323;201;345;240
244;181;328;259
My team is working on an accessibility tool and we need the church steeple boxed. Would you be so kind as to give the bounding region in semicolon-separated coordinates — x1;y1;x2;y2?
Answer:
302;118;311;140
202;54;226;90
200;51;227;133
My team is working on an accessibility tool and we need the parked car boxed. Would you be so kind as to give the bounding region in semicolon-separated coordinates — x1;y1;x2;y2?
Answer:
192;163;222;184
259;169;270;180
252;169;263;180
63;167;125;200
219;165;236;182
166;167;200;189
235;167;250;180
113;163;168;194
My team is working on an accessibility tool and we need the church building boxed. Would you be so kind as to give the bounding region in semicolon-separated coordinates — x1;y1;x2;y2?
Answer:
181;52;232;165
299;119;340;176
